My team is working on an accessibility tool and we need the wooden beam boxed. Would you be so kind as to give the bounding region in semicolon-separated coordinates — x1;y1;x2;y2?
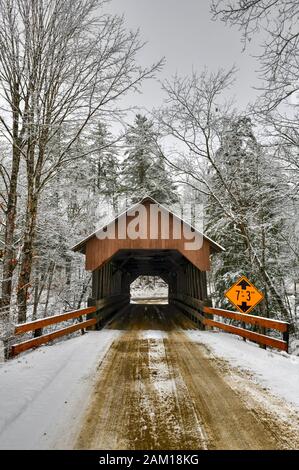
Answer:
172;299;205;324
15;306;96;335
171;296;289;352
204;318;288;352
96;294;128;309
159;274;170;284
95;298;129;321
173;293;205;310
11;318;97;356
204;306;289;333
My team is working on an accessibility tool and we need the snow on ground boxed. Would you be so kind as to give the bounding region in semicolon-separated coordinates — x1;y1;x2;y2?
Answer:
141;330;168;340
187;330;299;409
2;326;299;450
0;330;120;450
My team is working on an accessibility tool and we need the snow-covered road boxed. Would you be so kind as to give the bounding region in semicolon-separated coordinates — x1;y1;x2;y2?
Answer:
0;330;119;449
187;330;299;409
1;305;299;450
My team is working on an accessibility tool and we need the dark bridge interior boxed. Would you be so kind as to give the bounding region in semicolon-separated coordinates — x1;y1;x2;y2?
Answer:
88;248;208;328
112;249;187;280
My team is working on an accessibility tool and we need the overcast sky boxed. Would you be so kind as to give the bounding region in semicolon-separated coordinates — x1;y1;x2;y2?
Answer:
106;0;261;118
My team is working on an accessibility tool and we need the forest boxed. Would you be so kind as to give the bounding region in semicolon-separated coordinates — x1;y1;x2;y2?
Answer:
0;0;298;350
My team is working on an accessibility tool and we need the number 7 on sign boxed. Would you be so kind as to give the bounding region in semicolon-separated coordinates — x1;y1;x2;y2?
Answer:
225;276;264;314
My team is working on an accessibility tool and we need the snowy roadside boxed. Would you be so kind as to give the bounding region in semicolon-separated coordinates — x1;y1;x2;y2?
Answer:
0;330;120;450
187;330;299;410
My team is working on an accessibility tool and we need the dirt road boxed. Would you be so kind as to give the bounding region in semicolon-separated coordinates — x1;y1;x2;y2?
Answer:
75;304;298;450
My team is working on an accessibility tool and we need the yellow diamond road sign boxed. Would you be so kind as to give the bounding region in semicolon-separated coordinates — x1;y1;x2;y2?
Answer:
225;275;264;314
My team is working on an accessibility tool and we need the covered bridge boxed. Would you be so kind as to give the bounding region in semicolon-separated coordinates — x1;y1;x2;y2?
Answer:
72;197;224;327
10;197;290;357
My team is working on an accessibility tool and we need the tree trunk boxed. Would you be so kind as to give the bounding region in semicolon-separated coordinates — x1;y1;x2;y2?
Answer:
32;264;40;322
17;191;38;323
1;90;22;314
43;261;55;318
240;222;292;324
77;274;92;310
2;172;19;313
32;265;43;338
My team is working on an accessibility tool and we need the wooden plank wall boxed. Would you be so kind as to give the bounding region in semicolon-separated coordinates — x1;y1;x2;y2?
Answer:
85;201;212;272
170;263;207;303
92;261;126;300
89;260;131;327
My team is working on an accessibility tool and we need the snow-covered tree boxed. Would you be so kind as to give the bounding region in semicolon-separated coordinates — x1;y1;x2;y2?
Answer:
0;0;162;322
159;69;294;324
206;117;291;320
92;122;120;213
121;114;177;204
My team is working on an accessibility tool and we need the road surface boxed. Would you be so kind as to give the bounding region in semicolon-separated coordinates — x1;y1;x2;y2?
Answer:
75;304;297;450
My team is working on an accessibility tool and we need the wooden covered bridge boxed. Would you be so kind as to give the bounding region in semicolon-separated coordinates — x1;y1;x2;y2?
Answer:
10;197;290;356
72;196;223;326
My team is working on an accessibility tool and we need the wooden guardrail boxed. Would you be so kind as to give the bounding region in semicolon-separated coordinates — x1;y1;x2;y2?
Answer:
10;306;97;357
171;295;290;353
10;294;130;357
204;306;289;352
172;298;205;325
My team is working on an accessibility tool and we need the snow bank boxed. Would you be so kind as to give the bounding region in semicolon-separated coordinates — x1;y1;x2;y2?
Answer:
187;330;299;409
0;330;119;449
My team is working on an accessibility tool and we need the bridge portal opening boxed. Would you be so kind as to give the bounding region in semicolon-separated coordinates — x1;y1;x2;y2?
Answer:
86;247;210;328
130;276;169;305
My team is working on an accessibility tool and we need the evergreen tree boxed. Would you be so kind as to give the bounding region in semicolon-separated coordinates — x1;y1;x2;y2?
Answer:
92;122;120;213
206;117;289;319
121;114;177;204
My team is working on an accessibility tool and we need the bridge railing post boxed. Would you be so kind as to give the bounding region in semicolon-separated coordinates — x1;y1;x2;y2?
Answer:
202;298;213;331
87;297;98;330
283;329;289;353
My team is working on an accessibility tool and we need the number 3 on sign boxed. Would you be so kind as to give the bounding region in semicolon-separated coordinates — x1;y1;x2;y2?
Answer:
225;276;263;314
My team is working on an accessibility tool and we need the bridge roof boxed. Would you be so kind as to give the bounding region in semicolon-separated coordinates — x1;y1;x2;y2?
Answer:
72;196;225;254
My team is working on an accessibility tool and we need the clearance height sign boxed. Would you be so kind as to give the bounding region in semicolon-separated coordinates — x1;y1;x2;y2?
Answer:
225;275;264;314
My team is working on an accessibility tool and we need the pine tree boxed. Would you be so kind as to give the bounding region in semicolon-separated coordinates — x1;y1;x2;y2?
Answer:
92;122;120;213
121;114;177;204
206;117;290;319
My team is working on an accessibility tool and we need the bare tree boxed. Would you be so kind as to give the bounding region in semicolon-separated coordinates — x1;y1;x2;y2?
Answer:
211;0;299;278
211;0;299;111
0;0;162;322
157;68;292;322
157;68;238;217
